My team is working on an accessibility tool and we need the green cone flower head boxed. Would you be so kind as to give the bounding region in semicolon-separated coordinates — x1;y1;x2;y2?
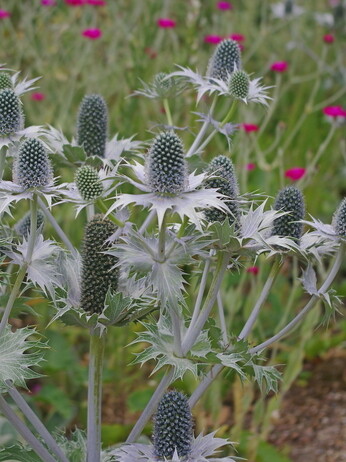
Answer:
205;155;240;225
0;73;13;91
13;138;52;189
272;186;305;241
75;165;103;201
80;215;118;314
146;131;187;196
153;72;176;98
15;210;45;238
207;39;242;82
334;198;346;237
77;94;108;158
0;89;23;137
153;391;193;460
228;70;250;100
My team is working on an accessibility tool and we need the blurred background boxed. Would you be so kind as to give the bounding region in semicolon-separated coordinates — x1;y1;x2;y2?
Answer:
0;1;345;461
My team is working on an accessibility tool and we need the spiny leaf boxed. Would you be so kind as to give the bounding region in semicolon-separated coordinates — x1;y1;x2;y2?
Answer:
0;326;46;392
252;364;282;394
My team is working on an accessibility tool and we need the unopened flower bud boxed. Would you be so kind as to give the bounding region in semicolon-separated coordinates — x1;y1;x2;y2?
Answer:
75;165;103;201
272;186;305;241
77;94;108;157
14;138;52;189
0;89;23;137
207;39;242;82
334;198;346;237
15;210;45;238
228;70;250;99
0;72;13;91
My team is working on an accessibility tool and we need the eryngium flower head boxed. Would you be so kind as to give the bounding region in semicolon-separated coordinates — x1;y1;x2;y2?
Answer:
228;70;250;100
334;198;346;237
80;215;118;314
77;94;108;157
15;210;45;238
152;72;177;98
205;155;239;225
0;89;23;137
207;39;241;81
146;131;187;196
13;138;52;189
0;72;13;90
272;186;305;241
153;391;193;460
75;165;103;201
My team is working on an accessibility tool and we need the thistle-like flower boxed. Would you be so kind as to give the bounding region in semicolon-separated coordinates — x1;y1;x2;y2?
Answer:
272;186;305;241
0;72;13;90
153;391;193;460
107;131;229;229
147;131;187;195
80;215;118;314
134;72;183;99
207;39;242;81
15;209;45;238
75;165;103;201
228;70;250;100
334;198;346;237
77;94;108;157
0;89;23;137
113;389;236;461
204;155;240;226
13;138;52;189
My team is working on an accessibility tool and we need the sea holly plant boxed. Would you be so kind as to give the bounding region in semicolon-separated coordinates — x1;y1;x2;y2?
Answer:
0;38;345;462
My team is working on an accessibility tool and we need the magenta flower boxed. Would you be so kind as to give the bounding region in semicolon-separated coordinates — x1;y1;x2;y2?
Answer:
285;167;306;181
242;123;259;133
65;0;85;5
217;1;233;10
157;18;176;28
86;0;106;5
229;33;245;42
31;92;46;101
323;33;335;44
204;34;223;44
247;266;259;275
41;0;56;5
270;61;288;73
246;163;256;171
323;106;346;118
82;28;102;39
0;9;10;18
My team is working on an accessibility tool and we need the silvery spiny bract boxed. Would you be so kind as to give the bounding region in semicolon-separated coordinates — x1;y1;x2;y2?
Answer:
334;198;346;237
0;72;13;90
75;165;103;201
204;155;239;225
15;210;45;238
272;186;305;241
80;215;118;314
13;138;52;189
228;70;250;100
0;88;23;137
152;72;177;98
153;391;193;460
77;94;108;158
207;39;241;81
147;131;187;196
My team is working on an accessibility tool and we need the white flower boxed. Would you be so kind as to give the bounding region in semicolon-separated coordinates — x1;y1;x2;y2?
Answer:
112;432;237;462
106;160;229;230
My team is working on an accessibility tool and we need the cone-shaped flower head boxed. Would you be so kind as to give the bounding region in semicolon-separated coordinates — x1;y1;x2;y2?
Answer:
13;138;52;189
0;89;23;137
228;70;250;100
77;94;108;157
153;72;176;98
272;186;305;241
207;39;242;82
204;155;240;225
153;390;193;460
15;210;45;238
75;165;103;201
334;198;346;237
0;72;13;91
80;215;118;314
146;131;187;196
284;0;294;14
